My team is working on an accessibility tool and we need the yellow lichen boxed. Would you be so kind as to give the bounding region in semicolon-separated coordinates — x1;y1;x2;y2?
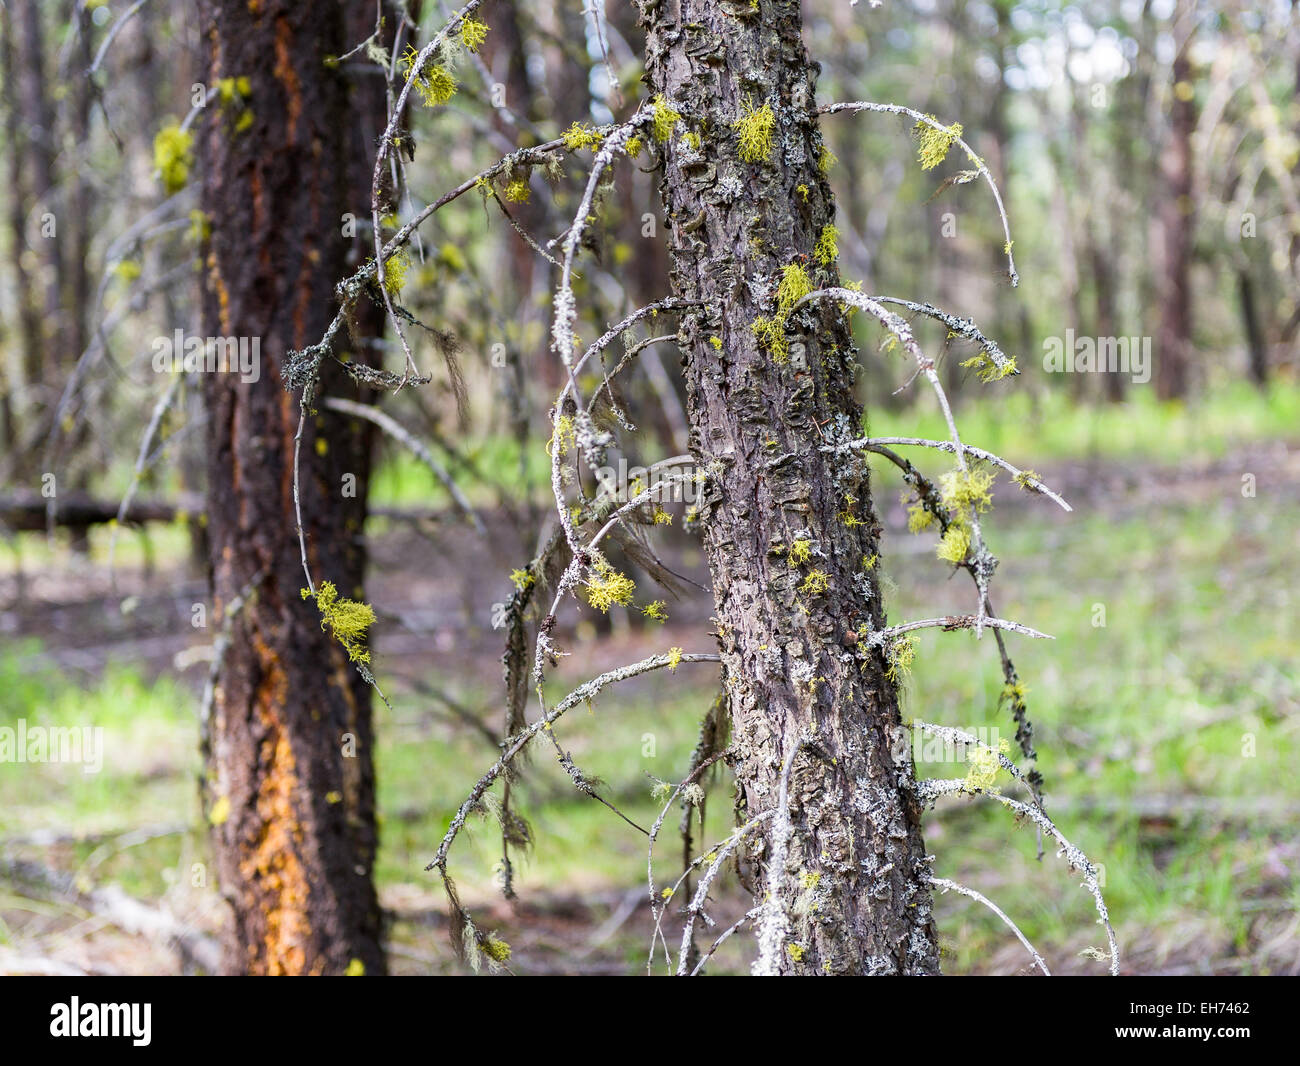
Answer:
914;115;962;171
960;351;1017;382
562;121;603;151
302;581;376;665
776;263;813;314
584;557;635;612
154;122;194;195
650;94;682;142
751;316;789;364
547;414;576;457
814;223;838;266
733;100;776;163
938;466;995;516
459;16;488;52
799;570;829;597
964;737;1011;791
936;523;971;565
885;633;917;683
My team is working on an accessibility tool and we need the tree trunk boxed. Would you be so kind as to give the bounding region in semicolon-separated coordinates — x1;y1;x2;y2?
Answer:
198;0;384;976
640;0;941;975
1;3;45;410
1156;0;1195;400
1236;269;1268;388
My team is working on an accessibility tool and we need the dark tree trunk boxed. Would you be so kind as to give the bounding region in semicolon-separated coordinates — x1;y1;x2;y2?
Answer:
1237;269;1268;387
1;3;45;407
640;0;941;975
1156;0;1195;400
198;0;384;976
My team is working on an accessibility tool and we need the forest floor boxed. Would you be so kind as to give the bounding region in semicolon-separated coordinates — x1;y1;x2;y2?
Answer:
3;398;1299;976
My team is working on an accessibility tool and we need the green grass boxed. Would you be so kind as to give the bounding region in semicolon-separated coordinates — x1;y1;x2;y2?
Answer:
868;378;1300;466
0;649;202;899
886;480;1299;973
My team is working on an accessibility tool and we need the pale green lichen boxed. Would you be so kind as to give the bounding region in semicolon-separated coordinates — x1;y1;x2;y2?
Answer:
799;569;829;597
733;100;776;163
964;737;1011;791
154;122;194;195
936;523;971;564
960;351;1017;382
302;581;377;665
751;316;789;364
458;16;488;52
562;121;603;151
776;263;813;314
885;632;917;683
914;115;962;170
584;556;636;612
938;466;995;517
814;223;839;266
650;94;682;142
401;46;457;107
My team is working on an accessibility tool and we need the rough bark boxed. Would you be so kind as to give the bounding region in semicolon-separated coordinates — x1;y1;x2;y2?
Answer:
198;0;384;976
640;0;940;975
